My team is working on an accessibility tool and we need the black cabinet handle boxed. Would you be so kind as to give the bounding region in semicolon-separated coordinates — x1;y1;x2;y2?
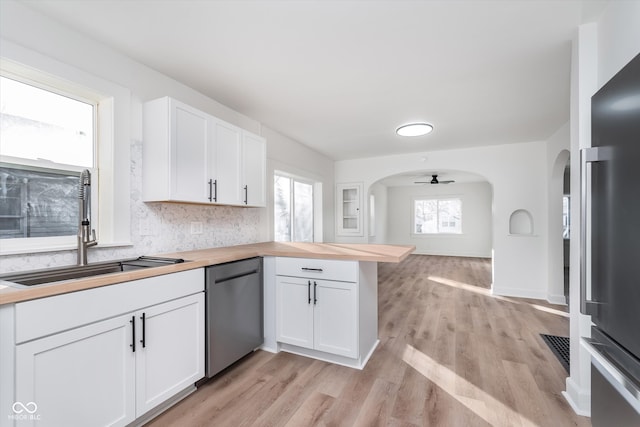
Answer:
130;316;136;352
301;267;323;272
243;185;248;205
313;281;318;305
208;179;218;202
307;280;311;304
140;312;146;348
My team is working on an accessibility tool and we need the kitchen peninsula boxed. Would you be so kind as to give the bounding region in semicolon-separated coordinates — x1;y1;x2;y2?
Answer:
0;242;413;426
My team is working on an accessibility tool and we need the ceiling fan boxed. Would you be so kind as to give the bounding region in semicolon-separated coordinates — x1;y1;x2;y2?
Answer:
414;174;455;185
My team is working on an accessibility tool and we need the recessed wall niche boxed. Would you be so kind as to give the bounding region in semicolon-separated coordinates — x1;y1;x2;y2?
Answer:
509;209;534;235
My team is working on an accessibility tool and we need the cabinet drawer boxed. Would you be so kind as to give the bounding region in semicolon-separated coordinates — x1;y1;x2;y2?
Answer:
275;257;357;283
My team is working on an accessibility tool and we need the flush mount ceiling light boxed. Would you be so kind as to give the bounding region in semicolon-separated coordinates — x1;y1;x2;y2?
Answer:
396;122;434;137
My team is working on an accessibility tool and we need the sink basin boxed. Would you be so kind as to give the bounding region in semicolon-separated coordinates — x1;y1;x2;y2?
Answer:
0;256;185;287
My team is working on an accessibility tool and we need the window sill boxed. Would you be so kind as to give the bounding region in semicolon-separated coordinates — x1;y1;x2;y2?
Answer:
411;233;464;238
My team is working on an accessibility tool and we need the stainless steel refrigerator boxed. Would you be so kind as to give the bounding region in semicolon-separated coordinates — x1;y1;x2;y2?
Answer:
581;52;640;426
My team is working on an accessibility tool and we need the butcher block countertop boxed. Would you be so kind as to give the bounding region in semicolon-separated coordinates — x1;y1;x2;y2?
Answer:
0;242;414;305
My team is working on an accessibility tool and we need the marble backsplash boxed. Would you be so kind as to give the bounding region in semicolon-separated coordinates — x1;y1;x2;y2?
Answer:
0;139;264;273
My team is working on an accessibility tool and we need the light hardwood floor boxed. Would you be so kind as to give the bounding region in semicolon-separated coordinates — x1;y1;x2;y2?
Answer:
148;255;591;427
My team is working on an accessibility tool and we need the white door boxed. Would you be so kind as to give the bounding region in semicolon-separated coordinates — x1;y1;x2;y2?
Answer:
276;276;314;349
313;279;358;358
242;131;266;207
135;293;204;417
15;314;136;427
170;100;209;202
213;119;243;205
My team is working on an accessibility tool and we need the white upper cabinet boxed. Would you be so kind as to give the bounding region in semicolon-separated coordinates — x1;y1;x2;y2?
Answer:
242;130;267;207
143;97;266;207
211;118;243;205
144;97;209;203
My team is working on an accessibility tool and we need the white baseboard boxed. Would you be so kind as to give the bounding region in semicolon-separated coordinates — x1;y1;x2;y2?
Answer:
411;250;492;258
563;376;591;417
491;285;547;300
547;293;568;305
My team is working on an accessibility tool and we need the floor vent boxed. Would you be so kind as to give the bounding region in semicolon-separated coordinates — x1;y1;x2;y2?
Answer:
540;334;570;374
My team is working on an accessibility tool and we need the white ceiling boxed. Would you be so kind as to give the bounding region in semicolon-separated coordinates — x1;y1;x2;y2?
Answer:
21;1;600;161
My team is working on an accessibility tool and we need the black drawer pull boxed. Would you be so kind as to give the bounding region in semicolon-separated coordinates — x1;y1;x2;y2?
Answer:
140;312;146;348
130;316;136;352
301;267;323;272
314;281;318;305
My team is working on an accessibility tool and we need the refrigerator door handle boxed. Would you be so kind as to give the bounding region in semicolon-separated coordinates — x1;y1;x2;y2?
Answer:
580;147;613;316
584;338;640;414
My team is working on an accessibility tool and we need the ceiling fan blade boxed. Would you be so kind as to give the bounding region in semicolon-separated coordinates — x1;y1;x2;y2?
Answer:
439;180;455;184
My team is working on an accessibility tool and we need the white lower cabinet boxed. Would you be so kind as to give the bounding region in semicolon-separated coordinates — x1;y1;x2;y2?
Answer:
276;276;357;359
9;269;204;427
274;255;378;369
312;280;357;358
135;294;204;416
16;313;136;427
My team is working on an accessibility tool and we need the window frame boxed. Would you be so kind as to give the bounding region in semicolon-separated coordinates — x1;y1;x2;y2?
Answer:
0;42;131;255
412;196;463;235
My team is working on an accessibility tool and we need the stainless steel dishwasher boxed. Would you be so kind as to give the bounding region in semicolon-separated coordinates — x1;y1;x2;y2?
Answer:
204;257;263;378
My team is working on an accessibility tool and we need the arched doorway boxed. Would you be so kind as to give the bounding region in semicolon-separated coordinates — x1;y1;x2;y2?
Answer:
548;150;570;304
366;169;493;259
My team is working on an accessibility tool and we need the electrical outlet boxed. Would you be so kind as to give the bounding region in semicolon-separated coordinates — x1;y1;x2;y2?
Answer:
191;221;203;235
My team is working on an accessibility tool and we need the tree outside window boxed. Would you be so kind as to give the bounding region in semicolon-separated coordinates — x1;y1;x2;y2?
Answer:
274;174;314;242
414;198;462;234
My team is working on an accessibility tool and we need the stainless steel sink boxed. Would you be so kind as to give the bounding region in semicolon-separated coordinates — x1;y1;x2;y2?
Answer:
0;256;185;287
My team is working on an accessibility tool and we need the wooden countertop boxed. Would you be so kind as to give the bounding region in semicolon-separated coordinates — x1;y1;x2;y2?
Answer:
0;242;414;305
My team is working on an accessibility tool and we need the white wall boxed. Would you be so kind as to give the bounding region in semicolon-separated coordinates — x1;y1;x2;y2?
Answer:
0;1;333;273
335;140;549;299
368;183;388;243
386;182;492;258
564;0;640;416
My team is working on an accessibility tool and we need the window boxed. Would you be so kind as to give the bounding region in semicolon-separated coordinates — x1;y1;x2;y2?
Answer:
274;173;314;242
414;198;462;234
0;76;96;240
563;196;570;239
1;42;131;255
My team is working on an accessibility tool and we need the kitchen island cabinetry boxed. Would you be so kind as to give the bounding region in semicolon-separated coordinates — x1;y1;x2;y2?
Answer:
6;269;204;427
277;276;357;358
273;256;377;368
143;96;266;207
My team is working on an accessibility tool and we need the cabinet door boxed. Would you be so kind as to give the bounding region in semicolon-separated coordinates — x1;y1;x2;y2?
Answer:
213;119;243;205
313;279;358;358
15;314;136;427
170;100;209;202
135;293;204;417
242;131;266;207
276;276;314;349
336;183;363;236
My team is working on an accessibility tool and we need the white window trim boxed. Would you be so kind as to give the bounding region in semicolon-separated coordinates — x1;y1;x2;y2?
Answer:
0;41;131;255
411;196;463;236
